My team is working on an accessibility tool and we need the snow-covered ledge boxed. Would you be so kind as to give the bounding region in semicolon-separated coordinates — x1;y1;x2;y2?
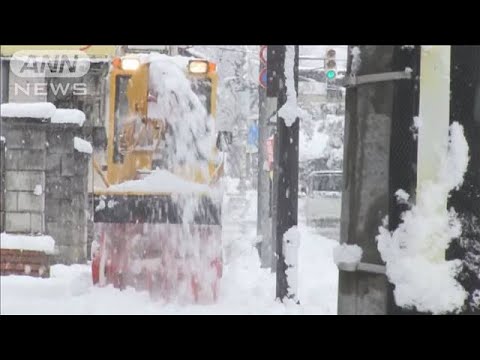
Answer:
1;103;86;126
333;243;386;274
1;233;56;254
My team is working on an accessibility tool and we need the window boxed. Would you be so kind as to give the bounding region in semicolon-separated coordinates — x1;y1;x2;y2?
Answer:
113;75;131;163
190;78;212;114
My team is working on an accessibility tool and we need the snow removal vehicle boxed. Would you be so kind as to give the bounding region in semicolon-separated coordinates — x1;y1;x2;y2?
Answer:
91;53;226;303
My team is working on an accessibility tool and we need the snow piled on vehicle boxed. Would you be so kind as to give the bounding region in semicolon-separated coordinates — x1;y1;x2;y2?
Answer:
108;169;210;194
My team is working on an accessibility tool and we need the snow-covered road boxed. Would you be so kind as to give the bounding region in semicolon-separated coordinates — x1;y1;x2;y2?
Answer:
1;190;339;315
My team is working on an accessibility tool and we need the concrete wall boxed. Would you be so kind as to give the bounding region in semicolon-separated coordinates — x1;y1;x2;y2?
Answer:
1;117;91;264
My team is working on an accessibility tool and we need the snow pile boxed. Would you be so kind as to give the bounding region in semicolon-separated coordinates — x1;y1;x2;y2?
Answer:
283;226;301;300
33;185;42;196
1;102;56;118
0;136;5;143
376;122;470;314
351;47;361;75
73;137;93;154
278;46;310;127
395;189;410;204
108;169;210;194
333;244;363;266
51;109;86;126
1;233;55;254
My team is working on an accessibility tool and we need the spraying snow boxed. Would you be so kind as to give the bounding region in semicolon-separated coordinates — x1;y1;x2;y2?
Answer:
376;122;470;314
146;55;215;181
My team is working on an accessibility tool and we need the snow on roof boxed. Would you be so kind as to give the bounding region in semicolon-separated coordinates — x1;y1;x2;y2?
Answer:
1;102;56;119
1;233;56;254
74;137;92;154
1;103;86;126
51;109;86;126
107;169;211;194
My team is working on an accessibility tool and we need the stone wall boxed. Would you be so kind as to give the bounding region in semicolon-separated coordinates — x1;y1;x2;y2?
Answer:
1;117;91;264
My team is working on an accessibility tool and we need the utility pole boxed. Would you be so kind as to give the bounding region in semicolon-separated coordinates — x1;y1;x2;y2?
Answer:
257;45;274;268
270;45;300;302
338;46;420;314
447;46;480;314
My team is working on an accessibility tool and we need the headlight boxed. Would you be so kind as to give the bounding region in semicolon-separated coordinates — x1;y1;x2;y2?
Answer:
122;57;140;71
188;60;209;74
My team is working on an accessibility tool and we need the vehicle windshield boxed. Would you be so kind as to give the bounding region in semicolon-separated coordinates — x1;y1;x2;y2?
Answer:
190;77;212;114
310;173;342;192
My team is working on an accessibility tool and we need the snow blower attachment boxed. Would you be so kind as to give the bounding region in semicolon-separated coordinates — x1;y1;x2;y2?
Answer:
91;53;225;303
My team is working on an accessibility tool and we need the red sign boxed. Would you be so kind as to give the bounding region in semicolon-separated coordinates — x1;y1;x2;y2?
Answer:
260;45;267;65
259;68;267;89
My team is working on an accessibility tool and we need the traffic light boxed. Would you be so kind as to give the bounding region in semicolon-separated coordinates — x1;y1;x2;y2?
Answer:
325;48;337;80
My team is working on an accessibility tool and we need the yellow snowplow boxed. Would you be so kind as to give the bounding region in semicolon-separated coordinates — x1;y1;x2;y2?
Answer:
91;53;225;303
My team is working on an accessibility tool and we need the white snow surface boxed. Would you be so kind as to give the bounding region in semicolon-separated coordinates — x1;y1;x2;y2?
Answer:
376;122;470;314
1;233;55;254
51;109;86;126
1;193;339;315
1;102;56;118
108;169;211;194
73;137;93;154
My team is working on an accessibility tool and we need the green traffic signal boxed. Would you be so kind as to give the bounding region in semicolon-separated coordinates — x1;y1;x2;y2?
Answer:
326;70;336;80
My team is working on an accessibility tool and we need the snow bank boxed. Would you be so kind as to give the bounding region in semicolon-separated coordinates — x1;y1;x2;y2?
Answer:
51;109;86;126
333;244;362;266
1;233;55;254
74;137;92;154
1;102;56;118
108;169;210;194
376;122;470;314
